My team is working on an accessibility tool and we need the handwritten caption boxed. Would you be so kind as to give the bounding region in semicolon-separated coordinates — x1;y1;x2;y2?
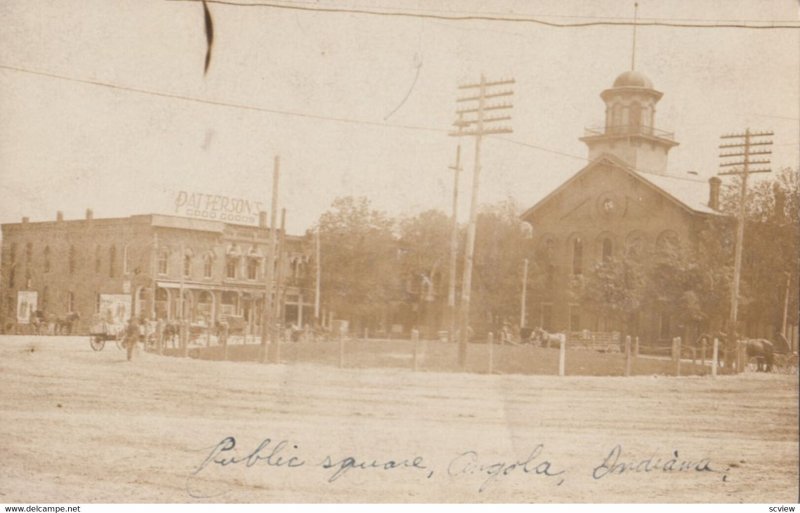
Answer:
186;436;728;498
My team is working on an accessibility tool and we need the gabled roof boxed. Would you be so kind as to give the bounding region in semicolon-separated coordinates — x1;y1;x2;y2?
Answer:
521;153;725;221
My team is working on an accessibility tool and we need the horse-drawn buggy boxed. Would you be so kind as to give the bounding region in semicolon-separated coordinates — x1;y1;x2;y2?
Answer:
88;316;125;351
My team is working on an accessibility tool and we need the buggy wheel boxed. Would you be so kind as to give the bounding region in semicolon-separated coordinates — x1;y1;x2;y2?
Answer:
89;336;105;352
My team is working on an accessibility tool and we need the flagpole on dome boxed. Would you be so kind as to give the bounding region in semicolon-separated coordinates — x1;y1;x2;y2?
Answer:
631;2;639;71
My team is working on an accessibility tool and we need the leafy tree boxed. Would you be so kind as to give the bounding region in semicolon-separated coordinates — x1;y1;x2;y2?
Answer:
397;209;452;334
720;167;799;339
471;199;534;335
577;252;647;340
315;196;399;331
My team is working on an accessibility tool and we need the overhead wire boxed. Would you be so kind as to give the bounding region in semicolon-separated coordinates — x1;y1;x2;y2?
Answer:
166;0;800;29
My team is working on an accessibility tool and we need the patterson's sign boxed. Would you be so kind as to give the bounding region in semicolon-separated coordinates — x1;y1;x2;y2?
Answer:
174;191;265;225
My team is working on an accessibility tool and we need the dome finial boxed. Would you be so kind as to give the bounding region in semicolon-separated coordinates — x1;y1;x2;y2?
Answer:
631;2;639;71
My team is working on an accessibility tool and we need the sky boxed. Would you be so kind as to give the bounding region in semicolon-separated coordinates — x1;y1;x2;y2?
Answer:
1;0;798;235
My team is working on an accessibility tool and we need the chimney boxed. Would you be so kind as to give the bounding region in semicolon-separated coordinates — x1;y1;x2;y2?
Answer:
21;217;29;224
708;177;721;211
56;211;64;222
258;211;267;228
85;208;94;220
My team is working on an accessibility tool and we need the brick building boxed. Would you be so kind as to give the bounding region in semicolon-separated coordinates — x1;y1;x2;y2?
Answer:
521;70;727;345
0;210;314;334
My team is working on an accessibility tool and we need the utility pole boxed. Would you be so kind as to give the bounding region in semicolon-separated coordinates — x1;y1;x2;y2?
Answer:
719;129;773;366
520;258;529;329
314;226;321;322
261;156;280;363
446;144;462;343
449;75;514;368
271;207;287;363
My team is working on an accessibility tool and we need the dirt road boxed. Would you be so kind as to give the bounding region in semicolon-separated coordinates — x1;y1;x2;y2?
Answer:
0;336;797;503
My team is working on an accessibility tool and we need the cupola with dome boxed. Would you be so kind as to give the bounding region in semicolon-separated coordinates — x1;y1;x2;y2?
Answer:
579;69;678;176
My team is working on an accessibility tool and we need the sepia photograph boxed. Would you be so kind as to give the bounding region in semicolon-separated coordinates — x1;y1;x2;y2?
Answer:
0;0;798;508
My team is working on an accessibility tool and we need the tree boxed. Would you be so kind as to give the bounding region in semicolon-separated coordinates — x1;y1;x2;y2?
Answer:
397;209;451;334
315;196;399;331
720;167;800;338
471;199;534;336
578;253;647;340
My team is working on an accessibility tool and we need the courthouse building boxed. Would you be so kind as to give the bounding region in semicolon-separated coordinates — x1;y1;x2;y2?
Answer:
0;210;314;334
521;69;727;345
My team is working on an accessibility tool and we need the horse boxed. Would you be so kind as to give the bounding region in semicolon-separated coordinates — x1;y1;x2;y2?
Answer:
530;327;563;348
55;312;80;335
744;338;774;372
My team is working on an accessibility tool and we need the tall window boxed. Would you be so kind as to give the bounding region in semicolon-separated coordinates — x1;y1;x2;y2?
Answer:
43;246;51;273
9;243;17;265
67;291;75;312
203;253;213;279
158;250;169;275
94;245;102;273
42;286;49;310
68;245;76;274
122;246;129;274
572;238;583;275
602;238;613;262
629;102;642;131
183;254;192;278
226;257;238;279
25;242;32;264
8;265;15;288
247;258;259;280
109;246;116;278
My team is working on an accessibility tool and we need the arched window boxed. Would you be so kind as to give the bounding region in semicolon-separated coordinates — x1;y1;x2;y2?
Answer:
602;238;613;262
122;245;129;274
572;237;583;275
247;258;259;280
94;245;102;273
226;245;241;279
109;245;116;278
656;230;680;256
183;253;192;278
629;102;642;132
43;246;51;273
203;253;214;279
610;104;623;132
226;257;239;279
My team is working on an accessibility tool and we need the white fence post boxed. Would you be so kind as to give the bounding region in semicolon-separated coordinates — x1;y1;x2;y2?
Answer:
558;333;566;377
412;329;419;371
711;337;719;378
624;335;632;377
487;332;494;375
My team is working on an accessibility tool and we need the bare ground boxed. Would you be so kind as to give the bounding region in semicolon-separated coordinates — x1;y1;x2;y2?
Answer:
0;335;797;503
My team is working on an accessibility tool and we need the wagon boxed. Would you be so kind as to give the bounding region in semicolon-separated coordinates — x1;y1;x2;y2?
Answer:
88;320;125;351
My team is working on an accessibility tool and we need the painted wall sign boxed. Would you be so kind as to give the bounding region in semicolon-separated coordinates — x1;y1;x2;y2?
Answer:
174;190;265;225
16;291;37;324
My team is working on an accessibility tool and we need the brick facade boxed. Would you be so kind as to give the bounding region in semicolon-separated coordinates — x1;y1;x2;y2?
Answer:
0;212;313;334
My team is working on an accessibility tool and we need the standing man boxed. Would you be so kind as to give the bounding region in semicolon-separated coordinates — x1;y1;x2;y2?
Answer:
124;316;141;361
